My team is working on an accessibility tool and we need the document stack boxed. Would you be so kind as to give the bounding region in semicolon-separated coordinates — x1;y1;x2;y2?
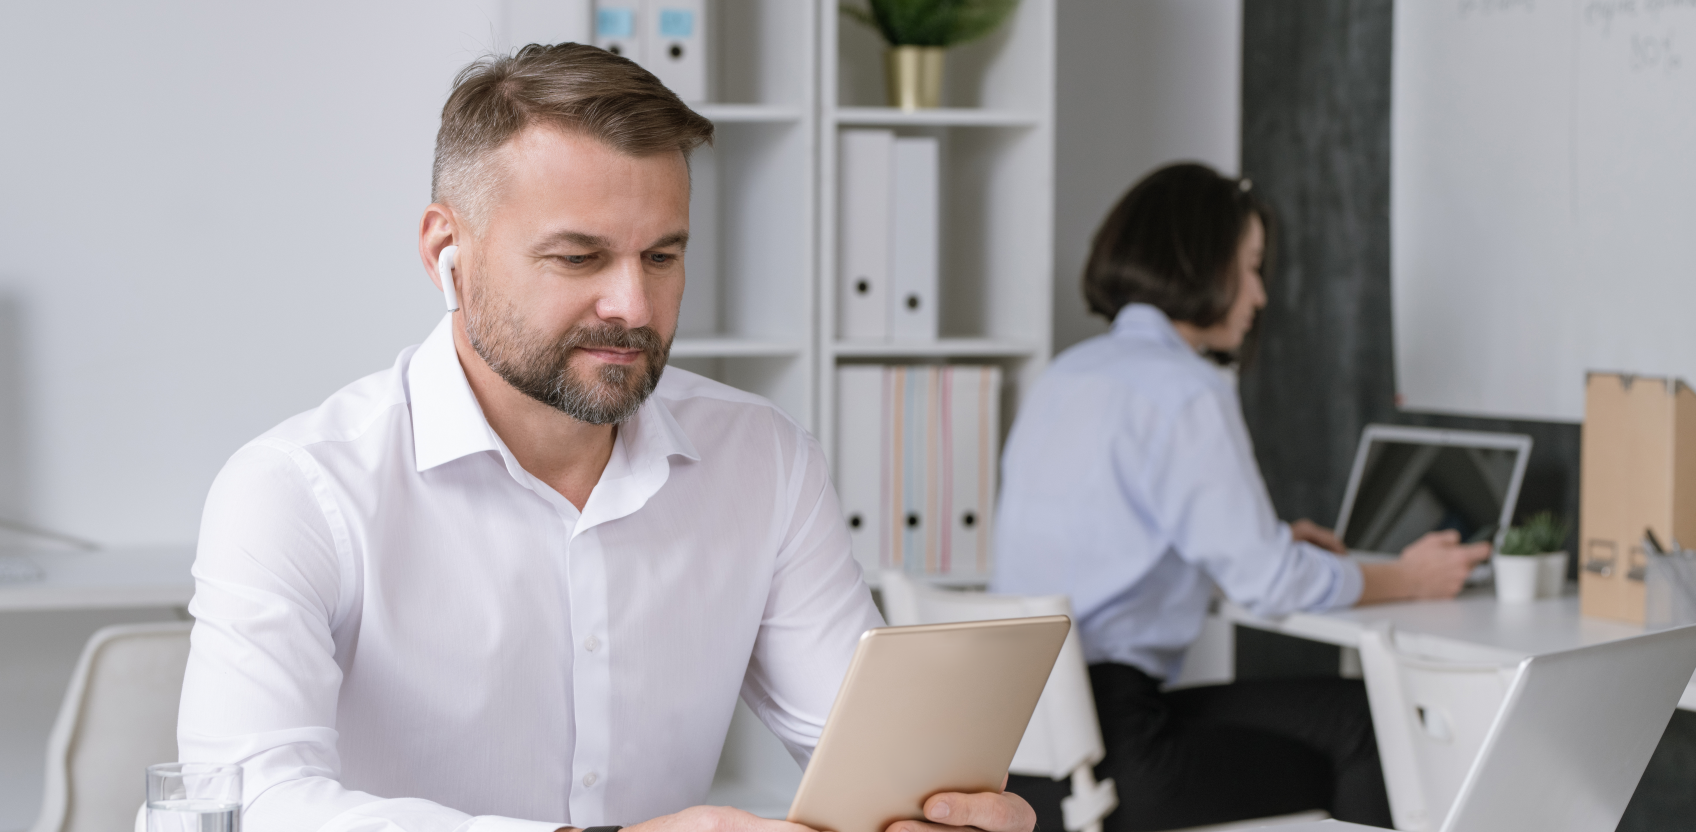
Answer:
838;130;941;341
836;365;1001;581
592;0;708;103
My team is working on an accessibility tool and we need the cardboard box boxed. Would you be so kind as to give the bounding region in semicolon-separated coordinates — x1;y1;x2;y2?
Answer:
1580;372;1696;623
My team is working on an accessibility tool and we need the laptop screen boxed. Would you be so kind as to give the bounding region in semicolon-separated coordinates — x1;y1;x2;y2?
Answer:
1340;439;1524;554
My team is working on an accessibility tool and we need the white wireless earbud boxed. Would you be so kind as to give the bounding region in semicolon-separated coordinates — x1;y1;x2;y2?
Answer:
437;245;460;312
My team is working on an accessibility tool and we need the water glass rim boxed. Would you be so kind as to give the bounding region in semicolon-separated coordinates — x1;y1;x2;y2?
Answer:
147;762;241;775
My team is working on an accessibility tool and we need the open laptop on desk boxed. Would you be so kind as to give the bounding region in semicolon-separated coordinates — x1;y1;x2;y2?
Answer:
1334;425;1532;580
1258;623;1696;832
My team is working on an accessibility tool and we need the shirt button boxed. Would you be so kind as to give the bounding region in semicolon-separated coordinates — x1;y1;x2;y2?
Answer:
583;772;599;787
584;635;601;653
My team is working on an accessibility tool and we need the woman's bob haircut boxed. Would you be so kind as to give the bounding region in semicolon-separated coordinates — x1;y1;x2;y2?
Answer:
1082;162;1269;326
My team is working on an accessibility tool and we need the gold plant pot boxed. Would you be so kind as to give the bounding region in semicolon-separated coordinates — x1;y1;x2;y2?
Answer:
885;46;946;110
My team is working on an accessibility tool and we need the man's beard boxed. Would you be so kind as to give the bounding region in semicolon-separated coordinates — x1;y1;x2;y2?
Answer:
462;283;671;426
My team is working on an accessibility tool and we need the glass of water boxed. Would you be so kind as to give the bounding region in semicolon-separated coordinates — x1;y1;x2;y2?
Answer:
147;762;241;832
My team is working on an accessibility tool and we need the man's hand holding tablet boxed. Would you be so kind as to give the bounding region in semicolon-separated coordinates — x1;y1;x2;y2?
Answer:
580;788;1038;832
897;782;1039;832
560;617;1061;832
786;617;1068;832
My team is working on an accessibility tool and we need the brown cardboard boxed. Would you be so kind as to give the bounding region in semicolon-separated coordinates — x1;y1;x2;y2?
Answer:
1579;373;1696;623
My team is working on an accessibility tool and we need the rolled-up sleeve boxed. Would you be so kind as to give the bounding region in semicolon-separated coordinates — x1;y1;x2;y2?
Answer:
180;441;563;832
1144;388;1364;617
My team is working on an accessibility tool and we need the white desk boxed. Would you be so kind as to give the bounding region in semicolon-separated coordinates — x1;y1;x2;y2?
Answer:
0;547;195;831
1218;587;1696;711
0;547;196;611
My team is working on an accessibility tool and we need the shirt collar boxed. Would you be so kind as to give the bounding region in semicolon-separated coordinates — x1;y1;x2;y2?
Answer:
408;314;501;472
619;380;702;467
1112;303;1197;354
406;314;703;473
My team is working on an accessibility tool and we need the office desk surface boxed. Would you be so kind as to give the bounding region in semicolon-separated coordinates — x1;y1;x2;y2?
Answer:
1223;587;1696;711
0;547;196;611
1245;823;1388;831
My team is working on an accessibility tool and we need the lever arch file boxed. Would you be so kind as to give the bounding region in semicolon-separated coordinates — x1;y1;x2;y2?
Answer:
839;130;896;340
889;136;940;340
836;365;1001;579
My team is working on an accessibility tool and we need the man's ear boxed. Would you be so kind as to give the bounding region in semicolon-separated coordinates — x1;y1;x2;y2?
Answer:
418;203;463;295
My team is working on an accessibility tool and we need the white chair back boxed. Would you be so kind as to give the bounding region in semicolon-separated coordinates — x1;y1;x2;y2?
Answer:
880;572;1117;832
1357;626;1518;832
29;621;192;832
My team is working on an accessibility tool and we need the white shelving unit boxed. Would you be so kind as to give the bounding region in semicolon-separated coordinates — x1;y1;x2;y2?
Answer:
667;0;819;427
657;0;1055;483
817;0;1057;474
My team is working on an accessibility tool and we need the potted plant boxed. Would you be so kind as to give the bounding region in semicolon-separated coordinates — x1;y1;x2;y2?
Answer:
842;0;1022;110
1495;511;1571;602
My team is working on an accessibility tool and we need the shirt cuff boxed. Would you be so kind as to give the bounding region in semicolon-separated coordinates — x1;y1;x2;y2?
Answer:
1325;554;1365;610
464;818;569;832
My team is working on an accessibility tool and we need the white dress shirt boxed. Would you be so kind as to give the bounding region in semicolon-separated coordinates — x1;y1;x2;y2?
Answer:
990;304;1362;680
179;315;883;832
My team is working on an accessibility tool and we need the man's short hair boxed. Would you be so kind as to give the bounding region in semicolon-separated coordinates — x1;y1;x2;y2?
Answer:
432;42;715;229
1081;162;1268;326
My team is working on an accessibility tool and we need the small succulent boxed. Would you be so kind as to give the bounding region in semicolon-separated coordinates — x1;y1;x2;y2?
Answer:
1499;511;1570;556
841;0;1022;48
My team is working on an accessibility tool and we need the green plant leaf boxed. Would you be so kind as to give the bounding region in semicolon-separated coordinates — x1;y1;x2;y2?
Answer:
840;3;889;42
1499;511;1570;555
944;0;1022;45
843;0;1020;47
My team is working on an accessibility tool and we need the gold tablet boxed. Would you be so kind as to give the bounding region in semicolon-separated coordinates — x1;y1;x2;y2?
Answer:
787;616;1071;832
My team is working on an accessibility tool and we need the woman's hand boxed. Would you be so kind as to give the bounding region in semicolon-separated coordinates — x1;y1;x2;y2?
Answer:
1356;529;1492;605
1291;519;1347;555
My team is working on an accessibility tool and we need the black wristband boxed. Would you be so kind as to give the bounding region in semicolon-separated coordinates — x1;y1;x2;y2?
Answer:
583;826;623;832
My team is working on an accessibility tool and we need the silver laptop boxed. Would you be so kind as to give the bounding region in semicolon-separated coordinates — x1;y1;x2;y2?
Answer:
1437;624;1696;832
1334;425;1532;558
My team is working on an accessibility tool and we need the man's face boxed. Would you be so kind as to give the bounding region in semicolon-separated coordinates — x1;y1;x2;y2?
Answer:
460;126;690;425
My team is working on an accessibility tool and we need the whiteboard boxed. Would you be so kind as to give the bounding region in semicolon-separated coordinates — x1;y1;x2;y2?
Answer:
1392;0;1696;422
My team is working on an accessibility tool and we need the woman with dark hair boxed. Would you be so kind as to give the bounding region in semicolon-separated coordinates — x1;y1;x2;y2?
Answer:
993;163;1489;830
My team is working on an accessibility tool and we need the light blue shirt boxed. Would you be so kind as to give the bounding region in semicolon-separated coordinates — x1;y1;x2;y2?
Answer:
990;304;1363;679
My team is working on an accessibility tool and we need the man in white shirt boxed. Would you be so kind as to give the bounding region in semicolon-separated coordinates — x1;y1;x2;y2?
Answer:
177;43;1037;832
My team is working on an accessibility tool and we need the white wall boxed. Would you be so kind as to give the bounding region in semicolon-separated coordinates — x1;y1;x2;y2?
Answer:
0;0;1239;548
0;8;602;827
0;1;594;548
1052;0;1242;354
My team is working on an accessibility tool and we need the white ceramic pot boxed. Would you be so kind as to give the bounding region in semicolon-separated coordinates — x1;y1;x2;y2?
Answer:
1536;551;1570;598
1493;554;1542;603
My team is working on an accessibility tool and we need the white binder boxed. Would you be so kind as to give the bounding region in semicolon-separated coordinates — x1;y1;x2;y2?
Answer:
943;366;999;576
890;366;937;574
593;2;644;63
644;0;707;103
838;130;895;340
889;136;940;341
836;366;885;575
833;365;1002;579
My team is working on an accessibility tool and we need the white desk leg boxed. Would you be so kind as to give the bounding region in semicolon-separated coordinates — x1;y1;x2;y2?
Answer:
1168;609;1236;690
1340;646;1363;679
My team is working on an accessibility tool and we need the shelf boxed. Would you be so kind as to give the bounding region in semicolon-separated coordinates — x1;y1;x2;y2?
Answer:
670;338;805;359
831;338;1040;358
862;572;991;590
833;107;1042;127
693;103;805;124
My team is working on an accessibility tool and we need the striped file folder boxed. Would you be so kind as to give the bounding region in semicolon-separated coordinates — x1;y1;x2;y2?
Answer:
836;365;1002;580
